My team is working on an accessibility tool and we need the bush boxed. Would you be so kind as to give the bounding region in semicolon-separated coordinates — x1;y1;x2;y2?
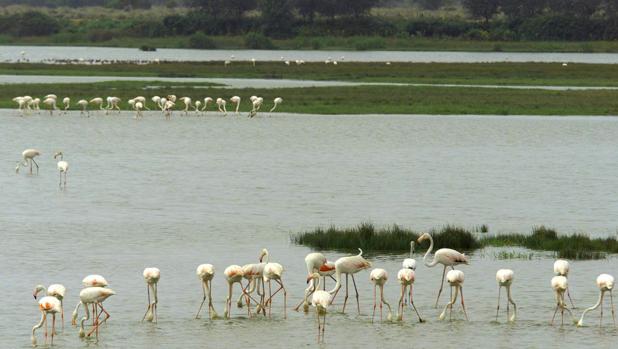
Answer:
354;37;386;50
87;29;115;42
188;32;217;49
244;32;276;49
3;11;61;37
464;28;490;40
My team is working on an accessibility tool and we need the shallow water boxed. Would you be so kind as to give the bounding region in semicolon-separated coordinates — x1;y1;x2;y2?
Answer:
4;45;618;63
1;112;617;348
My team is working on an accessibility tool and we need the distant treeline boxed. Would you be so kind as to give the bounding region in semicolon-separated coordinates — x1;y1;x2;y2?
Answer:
2;0;618;43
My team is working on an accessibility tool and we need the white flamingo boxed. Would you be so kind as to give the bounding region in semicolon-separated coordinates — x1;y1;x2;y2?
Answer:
577;274;615;327
202;97;213;112
76;287;115;340
53;152;69;188
62;97;70;114
89;97;104;113
495;269;517;322
142;267;160;322
31;296;62;347
195;264;219;319
269;97;283;113
258;249;287;318
369;268;392;322
551;275;576;325
308;272;331;342
43;97;57;115
230;96;241;115
216;98;227;115
223;265;244;319
554;259;576;308
396;268;423;322
16;148;40;175
77;99;89;116
328;248;371;314
180;97;192;115
417;232;469;307
439;270;469;321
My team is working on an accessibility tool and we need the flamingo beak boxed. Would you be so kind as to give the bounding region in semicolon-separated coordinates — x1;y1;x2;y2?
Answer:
33;293;37;300
306;276;312;284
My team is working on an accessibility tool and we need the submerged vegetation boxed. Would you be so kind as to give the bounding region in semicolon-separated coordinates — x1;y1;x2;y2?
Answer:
292;223;618;260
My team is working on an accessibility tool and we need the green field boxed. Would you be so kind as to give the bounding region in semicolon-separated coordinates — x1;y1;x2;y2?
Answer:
4;62;618;87
4;80;618;116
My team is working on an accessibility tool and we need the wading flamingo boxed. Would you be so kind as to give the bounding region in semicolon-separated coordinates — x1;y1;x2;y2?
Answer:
269;97;283;113
577;274;615;327
72;275;110;326
31;296;62;347
417;232;469;307
248;97;263;118
90;98;104;113
230;96;241;115
495;269;517;322
142;267;160;322
33;284;66;328
396;268;423;322
402;241;416;270
134;96;149;110
550;275;576;325
223;265;244;319
77;99;89;116
134;102;144;119
308;272;331;342
328;248;372;314
16;148;40;175
194;101;202;114
54;152;68;188
554;259;576;308
180;97;192;115
32;98;41;113
296;252;327;312
236;253;267;317
216;98;227;115
43;97;57;115
202;97;213;112
369;268;392;322
195;264;219;319
259;249;287;318
76;287;115;340
439;270;469;321
62;97;70;114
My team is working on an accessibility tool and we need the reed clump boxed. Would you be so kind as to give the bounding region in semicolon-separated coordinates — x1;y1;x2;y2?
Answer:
292;223;618;260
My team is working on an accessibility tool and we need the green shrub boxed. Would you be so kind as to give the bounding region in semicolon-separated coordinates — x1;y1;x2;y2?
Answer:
188;32;217;49
244;32;276;49
354;37;386;50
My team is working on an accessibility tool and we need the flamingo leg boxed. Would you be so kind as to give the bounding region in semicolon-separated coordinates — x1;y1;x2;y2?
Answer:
610;290;616;327
341;274;349;313
316;306;321;342
351;274;361;315
33;158;40;174
460;286;469;321
600;291;605;326
44;312;48;342
372;284;377;322
567;287;576;309
410;284;423;322
496;286;501;321
51;314;56;345
268;280;272;318
435;265;447;308
551;302;560;325
61;300;64;330
142;284;151;321
196;281;207;319
397;284;404;321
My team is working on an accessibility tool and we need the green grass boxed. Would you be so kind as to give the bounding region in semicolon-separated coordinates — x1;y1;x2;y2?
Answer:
292;223;618;259
3;80;618;115
4;62;618;87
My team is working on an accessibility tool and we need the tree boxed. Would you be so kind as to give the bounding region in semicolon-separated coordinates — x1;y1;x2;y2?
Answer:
259;0;295;37
499;0;548;19
415;0;445;11
462;0;499;25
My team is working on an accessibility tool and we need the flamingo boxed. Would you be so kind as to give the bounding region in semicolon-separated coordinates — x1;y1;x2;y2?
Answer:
439;270;469;321
369;268;392;322
89;98;104;113
134;96;149;110
236;251;267;317
259;249;287;318
195;264;219;319
163;100;175;120
194;101;202;114
577;274;615;327
230;96;241;115
16;148;40;175
134;102;144;119
53;152;68;188
62;97;70;114
269;97;283;113
216;98;227;115
180;97;192;115
417;232;469;307
142;267;160;322
202;97;213;112
43;97;57;115
13;96;28;115
296;252;327;312
396;268;423;322
151;96;161;109
33;284;66;329
72;275;110;326
550;275;576;325
76;287;115;340
31;296;62;347
32;98;41;113
308;272;330;342
223;265;244;319
248;97;263;118
167;94;177;103
495;269;517;322
105;97;121;114
554;259;576;307
328;248;371;314
77;99;89;116
402;241;416;270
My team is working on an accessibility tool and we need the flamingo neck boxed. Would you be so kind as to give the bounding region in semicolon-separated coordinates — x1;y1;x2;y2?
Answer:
423;235;437;267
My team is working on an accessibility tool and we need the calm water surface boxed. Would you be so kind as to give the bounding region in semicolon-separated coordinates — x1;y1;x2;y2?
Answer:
1;112;617;348
4;45;618;63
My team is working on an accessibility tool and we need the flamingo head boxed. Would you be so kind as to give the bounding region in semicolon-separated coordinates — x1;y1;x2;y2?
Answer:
416;233;431;244
33;285;45;299
53;151;63;160
259;248;268;263
306;272;320;284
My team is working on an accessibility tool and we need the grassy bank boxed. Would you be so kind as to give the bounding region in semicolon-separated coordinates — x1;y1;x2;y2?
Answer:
5;62;618;87
5;35;618;53
291;223;618;259
3;80;618;115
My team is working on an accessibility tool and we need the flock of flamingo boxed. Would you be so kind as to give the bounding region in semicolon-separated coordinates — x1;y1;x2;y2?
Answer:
11;94;283;119
29;233;615;346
